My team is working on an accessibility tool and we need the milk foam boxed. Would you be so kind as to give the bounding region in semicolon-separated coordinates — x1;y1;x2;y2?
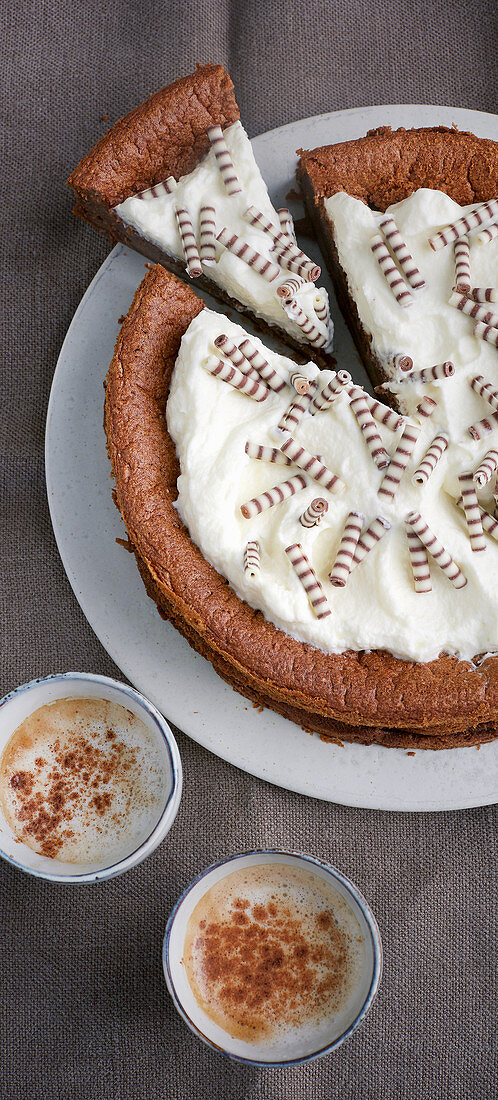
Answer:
184;863;365;1048
0;698;166;865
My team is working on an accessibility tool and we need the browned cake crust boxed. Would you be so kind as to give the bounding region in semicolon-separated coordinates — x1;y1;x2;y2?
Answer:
104;264;497;749
297;126;498;211
297;127;498;391
68;64;331;368
69;64;240;208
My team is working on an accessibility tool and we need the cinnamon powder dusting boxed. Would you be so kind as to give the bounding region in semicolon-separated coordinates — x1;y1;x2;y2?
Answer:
0;698;164;863
184;864;363;1044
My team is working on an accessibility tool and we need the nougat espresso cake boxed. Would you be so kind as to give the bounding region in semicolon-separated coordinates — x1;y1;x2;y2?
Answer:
73;72;498;746
68;64;333;367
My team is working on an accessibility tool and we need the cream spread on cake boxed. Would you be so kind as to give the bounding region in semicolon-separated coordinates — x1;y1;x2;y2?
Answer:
167;296;498;665
324;189;498;434
116;121;331;348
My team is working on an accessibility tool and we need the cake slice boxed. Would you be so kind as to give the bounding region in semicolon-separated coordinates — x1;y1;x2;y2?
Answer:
104;263;497;749
69;64;332;364
297;126;498;394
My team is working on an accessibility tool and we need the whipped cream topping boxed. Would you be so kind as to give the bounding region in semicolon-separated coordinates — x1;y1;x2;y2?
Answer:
324;189;498;436
167;295;498;664
116;121;331;348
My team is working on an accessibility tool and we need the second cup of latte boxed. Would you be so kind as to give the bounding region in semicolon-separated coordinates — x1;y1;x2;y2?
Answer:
164;850;382;1065
0;673;182;882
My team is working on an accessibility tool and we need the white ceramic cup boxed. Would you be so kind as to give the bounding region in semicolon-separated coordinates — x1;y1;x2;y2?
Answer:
0;672;182;883
163;849;382;1066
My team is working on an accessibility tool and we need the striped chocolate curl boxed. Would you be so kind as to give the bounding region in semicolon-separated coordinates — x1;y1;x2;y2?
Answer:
272;245;321;282
328;511;365;587
314;293;330;325
214;334;260;381
392;353;413;373
278;382;317;432
207;124;242;195
281;298;326;348
412;434;449;485
387;362;455;386
299;497;329;528
456;497;498;542
476;223;498;244
474;449;498;487
279;433;345;494
467;410;498;440
277;208;297;243
378;423;420;501
449;291;498;330
348;388;390;469
405;525;432;593
175;206;202;278
217;227;280;282
238;338;287;393
276;276;305;301
429;200;498;251
494;492;498;520
473;322;498;348
379;215;426;290
458;472;487;552
349;516;391;570
405;512;467;588
290;372;310;395
370;232;413;308
309;370;351;414
240;473;308;519
244;441;293;466
453;236;471;291
244;540;261;577
204;358;269;402
348;389;404;432
285;543;331;619
243;205;320;282
469;288;498;303
470;374;498;413
417;397;438;419
199;205;216;264
135;176;176;200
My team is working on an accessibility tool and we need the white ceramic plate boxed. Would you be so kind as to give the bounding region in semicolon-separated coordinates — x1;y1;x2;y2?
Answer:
46;104;498;811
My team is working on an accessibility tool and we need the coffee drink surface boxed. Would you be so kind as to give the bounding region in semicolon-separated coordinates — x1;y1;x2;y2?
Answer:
0;697;166;864
184;863;365;1046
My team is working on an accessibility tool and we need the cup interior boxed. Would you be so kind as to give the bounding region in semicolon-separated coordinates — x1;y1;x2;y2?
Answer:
164;850;381;1066
0;673;181;882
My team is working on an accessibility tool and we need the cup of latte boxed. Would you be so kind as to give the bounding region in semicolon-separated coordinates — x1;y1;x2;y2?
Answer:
0;672;182;882
163;849;382;1065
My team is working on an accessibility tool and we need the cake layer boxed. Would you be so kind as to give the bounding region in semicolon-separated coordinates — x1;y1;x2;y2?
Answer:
104;264;498;747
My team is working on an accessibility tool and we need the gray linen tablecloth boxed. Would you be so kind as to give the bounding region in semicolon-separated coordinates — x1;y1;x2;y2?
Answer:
2;3;497;1097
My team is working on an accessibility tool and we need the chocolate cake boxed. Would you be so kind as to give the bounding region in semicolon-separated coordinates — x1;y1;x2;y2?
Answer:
104;264;498;749
68;64;333;367
297;126;498;392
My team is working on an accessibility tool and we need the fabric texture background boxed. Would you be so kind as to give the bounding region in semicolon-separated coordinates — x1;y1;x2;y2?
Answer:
1;2;497;1097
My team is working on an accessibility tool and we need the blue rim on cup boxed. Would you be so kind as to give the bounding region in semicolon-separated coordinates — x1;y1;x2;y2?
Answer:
0;672;182;883
163;849;382;1066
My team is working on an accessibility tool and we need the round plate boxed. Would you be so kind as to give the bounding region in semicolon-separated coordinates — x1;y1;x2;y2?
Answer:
46;104;498;810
